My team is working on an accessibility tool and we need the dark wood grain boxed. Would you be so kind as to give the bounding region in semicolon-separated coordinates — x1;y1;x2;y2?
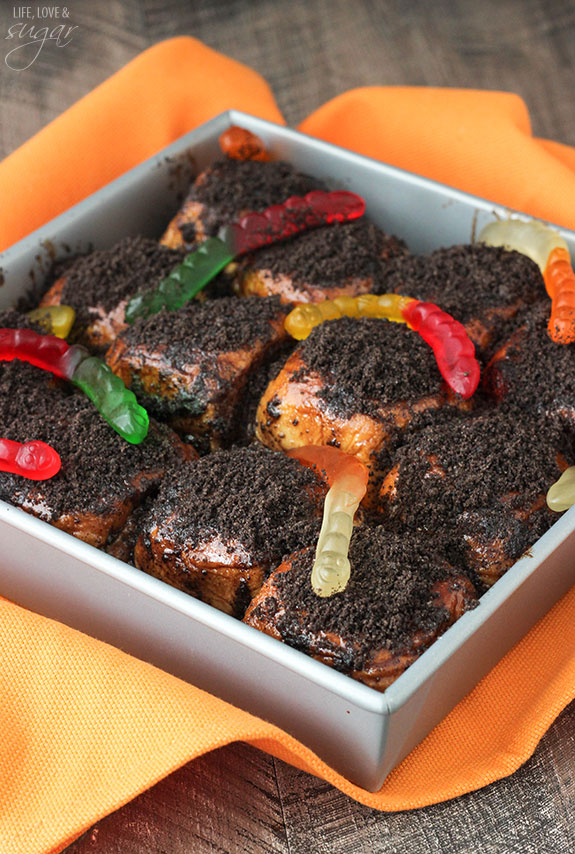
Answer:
1;1;575;852
1;0;575;158
274;703;575;854
65;703;575;854
66;743;288;854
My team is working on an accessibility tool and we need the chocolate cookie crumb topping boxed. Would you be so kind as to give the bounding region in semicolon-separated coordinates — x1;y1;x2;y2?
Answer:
181;158;326;242
376;244;544;326
146;445;325;567
121;296;286;357
486;300;575;417
271;528;475;659
299;316;443;418
57;236;183;326
247;219;407;289
385;409;570;532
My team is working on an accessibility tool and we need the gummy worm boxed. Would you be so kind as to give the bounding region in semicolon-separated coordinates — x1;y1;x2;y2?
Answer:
219;126;269;162
288;446;368;597
479;218;575;344
125;190;366;323
0;328;149;444
402;300;480;399
28;305;76;339
0;438;61;481
546;466;575;512
285;294;480;399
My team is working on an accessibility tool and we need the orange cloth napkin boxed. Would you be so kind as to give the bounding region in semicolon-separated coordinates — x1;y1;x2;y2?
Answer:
1;37;575;854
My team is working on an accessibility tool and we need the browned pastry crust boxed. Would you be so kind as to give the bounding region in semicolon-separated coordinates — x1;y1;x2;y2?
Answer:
239;263;374;304
255;318;471;502
106;297;290;452
256;351;449;496
134;445;327;617
237;221;408;305
161;196;208;249
244;532;477;691
136;525;267;617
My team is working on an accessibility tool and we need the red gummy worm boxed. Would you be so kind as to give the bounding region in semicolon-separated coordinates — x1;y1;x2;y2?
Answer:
226;190;366;255
0;438;61;480
0;328;82;379
402;301;481;399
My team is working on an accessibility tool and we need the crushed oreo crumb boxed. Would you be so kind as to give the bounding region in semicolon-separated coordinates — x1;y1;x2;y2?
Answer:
0;308;42;331
383;409;569;532
143;445;325;568
298;316;443;418
119;295;286;357
266;528;476;664
245;219;407;290
376;244;544;355
54;236;183;328
377;244;544;315
181;158;326;243
485;300;575;419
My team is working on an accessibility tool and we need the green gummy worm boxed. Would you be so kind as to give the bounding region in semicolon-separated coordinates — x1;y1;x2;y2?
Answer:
72;356;149;444
125;237;234;323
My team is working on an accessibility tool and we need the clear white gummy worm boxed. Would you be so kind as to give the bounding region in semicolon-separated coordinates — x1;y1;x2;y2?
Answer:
311;473;366;598
479;217;566;271
546;466;575;513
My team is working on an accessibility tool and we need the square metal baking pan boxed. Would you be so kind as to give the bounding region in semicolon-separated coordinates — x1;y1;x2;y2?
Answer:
1;111;574;792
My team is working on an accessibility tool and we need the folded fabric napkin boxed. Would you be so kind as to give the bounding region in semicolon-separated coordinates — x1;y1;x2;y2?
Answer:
0;37;574;854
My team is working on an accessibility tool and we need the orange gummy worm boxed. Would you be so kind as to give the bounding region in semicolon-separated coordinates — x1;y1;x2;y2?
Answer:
544;247;575;344
219;126;269;161
287;445;368;493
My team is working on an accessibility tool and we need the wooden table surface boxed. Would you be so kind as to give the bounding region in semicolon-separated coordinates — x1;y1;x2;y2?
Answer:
1;1;574;852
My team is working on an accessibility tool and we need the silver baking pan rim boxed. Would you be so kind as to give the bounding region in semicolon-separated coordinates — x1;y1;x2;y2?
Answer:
1;110;574;789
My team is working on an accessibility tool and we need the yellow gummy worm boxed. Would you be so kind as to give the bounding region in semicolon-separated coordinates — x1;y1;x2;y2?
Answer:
285;294;415;340
28;305;76;339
